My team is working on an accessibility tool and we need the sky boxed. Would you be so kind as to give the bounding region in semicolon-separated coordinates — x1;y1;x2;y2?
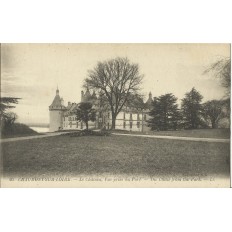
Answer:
1;43;230;124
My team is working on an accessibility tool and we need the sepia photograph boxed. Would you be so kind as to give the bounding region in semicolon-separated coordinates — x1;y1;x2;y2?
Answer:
0;43;230;187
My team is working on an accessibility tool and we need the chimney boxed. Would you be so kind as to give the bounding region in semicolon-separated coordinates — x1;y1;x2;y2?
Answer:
61;98;64;105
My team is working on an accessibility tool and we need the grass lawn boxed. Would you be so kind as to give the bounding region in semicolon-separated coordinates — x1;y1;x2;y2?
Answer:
113;128;230;139
1;134;230;179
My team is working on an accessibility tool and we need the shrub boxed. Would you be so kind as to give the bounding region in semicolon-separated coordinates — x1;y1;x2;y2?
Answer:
63;129;111;137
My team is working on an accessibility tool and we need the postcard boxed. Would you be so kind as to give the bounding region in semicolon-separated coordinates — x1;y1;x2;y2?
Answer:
0;43;230;187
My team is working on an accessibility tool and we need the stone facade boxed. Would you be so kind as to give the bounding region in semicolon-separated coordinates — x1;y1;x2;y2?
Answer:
49;88;153;132
49;88;66;132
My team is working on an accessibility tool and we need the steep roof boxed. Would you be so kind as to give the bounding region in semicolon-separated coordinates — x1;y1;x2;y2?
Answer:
49;89;66;110
125;94;145;109
50;95;62;107
81;88;98;103
84;88;91;101
145;92;153;108
64;103;78;116
92;91;97;100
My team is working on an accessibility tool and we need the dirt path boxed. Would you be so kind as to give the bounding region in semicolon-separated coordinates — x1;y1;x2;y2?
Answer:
0;132;69;143
1;131;229;143
112;133;230;143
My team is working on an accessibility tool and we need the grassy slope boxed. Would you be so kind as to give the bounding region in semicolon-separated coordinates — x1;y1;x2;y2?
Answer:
2;135;230;178
113;128;230;139
1;123;39;138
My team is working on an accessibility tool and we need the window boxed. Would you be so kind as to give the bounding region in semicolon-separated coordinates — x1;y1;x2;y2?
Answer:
144;114;147;121
81;122;83;129
123;112;126;119
123;121;126;129
137;122;140;128
130;121;132;129
107;123;110;129
137;113;139;120
76;122;78;128
108;112;110;118
130;113;132;120
69;122;72;128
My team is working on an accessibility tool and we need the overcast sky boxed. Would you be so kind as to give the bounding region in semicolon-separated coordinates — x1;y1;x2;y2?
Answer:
1;43;230;124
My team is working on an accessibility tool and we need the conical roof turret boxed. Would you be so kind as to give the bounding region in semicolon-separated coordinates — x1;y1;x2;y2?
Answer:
145;91;153;108
49;88;66;110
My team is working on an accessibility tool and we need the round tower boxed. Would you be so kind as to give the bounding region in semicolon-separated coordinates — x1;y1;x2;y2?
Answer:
49;88;66;132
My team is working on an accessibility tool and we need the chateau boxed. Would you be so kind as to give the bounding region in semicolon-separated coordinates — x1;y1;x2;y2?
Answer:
49;88;153;132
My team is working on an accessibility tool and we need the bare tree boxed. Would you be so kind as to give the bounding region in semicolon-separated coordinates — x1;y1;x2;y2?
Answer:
203;58;231;98
84;57;143;129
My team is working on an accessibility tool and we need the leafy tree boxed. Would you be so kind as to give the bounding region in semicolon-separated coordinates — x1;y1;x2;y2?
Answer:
203;58;231;98
84;57;143;129
202;100;227;128
181;88;203;129
3;112;18;127
0;97;20;126
148;93;181;131
75;102;96;130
